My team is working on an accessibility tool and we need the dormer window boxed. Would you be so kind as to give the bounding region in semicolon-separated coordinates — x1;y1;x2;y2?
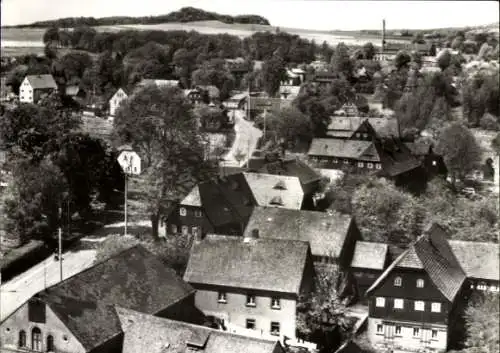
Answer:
394;277;402;287
273;180;287;190
179;207;187;216
269;196;284;206
416;279;425;288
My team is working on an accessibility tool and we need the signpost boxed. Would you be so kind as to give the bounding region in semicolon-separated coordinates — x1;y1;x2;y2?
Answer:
117;147;141;236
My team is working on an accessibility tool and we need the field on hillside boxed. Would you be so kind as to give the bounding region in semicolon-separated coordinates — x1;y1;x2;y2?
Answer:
1;21;411;56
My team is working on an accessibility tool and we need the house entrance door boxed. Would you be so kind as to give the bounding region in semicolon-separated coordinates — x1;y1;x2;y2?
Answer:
383;323;395;347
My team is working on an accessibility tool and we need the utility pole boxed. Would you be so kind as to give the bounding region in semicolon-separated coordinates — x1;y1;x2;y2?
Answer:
58;207;63;282
124;173;128;236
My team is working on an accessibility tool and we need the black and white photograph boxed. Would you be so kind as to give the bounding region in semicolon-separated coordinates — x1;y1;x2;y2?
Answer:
0;0;499;352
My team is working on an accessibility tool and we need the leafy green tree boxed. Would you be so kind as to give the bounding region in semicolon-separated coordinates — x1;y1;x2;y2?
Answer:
297;267;354;353
3;157;68;244
352;178;427;247
54;51;93;84
462;293;499;353
124;42;173;85
255;106;313;148
362;42;376;60
491;133;500;154
113;85;215;238
191;59;235;101
261;54;286;96
331;43;353;79
43;27;60;46
437;49;452;71
394;51;412;70
436;123;482;186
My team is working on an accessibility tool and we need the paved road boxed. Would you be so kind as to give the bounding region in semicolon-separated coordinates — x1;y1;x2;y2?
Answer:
0;247;97;321
222;110;262;168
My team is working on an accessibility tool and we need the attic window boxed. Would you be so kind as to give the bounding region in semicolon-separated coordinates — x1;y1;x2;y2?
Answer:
269;196;284;206
273;180;287;190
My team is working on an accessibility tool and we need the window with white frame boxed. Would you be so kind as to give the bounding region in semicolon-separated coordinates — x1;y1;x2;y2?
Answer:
395;326;402;335
432;330;438;338
171;224;177;234
332;158;338;164
432;160;437;166
179;207;187;216
431;302;441;313
477;282;488;290
367;163;374;169
271;297;281;309
218;292;227;303
246;294;256;307
376;297;385;307
358;162;364;168
394;277;402;287
192;226;199;237
270;322;280;336
394;298;404;309
376;324;383;333
413;327;420;337
344;159;349;164
182;225;188;235
414;301;425;311
376;163;382;169
195;209;202;217
417;279;425;288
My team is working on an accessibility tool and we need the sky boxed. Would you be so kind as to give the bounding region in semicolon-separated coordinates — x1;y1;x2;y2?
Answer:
1;0;499;31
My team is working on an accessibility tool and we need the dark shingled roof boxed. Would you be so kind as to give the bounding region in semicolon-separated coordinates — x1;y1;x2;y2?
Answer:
449;240;500;282
351;241;389;270
244;207;353;259
117;307;284;353
257;158;322;186
36;246;195;351
404;141;433;156
367;224;466;302
184;236;310;295
334;341;366;353
25;74;57;90
308;139;380;162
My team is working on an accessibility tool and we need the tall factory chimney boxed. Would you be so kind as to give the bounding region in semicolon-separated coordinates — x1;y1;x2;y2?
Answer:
382;19;386;52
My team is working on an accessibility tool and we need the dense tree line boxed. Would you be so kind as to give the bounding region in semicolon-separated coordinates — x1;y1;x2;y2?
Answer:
16;7;270;28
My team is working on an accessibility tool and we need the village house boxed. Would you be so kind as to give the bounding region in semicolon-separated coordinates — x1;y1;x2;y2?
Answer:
64;85;87;105
326;116;400;140
108;88;128;116
19;74;58;104
448;240;499;292
281;68;305;86
0;246;206;353
183;234;315;340
117;307;286;353
247;156;322;207
350;241;390;301
243;207;361;267
278;85;301;101
168;172;305;238
308;137;428;194
404;140;448;179
311;71;337;85
365;224;468;353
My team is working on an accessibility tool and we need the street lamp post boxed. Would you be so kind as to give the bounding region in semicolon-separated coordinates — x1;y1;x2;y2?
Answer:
117;146;142;236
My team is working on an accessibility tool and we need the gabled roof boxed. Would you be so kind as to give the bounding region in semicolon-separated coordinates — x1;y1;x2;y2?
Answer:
184;236;310;295
308;138;380;162
187;174;257;228
327;116;399;139
36;246;195;351
243;172;304;210
374;139;422;177
449;240;500;282
256;158;322;186
404;141;433;156
25;74;57;90
335;341;366;353
243;207;353;259
117;307;284;353
181;185;201;207
366;224;466;302
351;241;389;270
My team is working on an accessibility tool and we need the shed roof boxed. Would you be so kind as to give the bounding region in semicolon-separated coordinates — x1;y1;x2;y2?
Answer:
184;236;310;294
351;241;389;270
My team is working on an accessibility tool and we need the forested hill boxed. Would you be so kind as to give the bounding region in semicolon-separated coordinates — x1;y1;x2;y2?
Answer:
9;7;271;28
